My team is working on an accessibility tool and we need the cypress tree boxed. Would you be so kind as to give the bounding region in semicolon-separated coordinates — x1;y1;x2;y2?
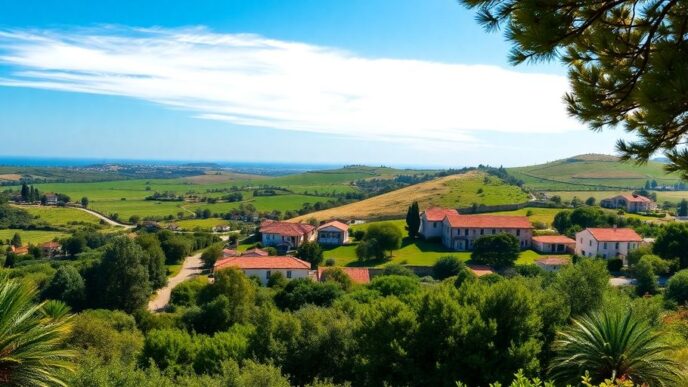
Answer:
405;201;420;239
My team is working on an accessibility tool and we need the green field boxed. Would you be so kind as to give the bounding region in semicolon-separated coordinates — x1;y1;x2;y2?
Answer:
323;240;546;268
0;229;66;245
32;166;434;220
509;154;682;191
17;206;103;227
547;190;688;205
437;173;529;207
486;208;563;227
163;218;229;231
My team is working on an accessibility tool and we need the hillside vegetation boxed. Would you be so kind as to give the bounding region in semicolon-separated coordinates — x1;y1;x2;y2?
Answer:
509;154;682;190
291;171;528;222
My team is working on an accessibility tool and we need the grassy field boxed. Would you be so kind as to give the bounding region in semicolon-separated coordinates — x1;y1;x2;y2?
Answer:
323;240;547;268
486;208;563;227
292;171;529;222
32;166;434;220
162;218;229;230
0;229;66;245
547;190;688;205
509;154;682;191
16;205;104;227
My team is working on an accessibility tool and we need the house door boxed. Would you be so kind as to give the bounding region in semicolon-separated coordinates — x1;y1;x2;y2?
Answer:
454;240;466;251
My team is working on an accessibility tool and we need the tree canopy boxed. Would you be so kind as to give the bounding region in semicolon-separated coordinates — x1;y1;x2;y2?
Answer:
460;0;688;178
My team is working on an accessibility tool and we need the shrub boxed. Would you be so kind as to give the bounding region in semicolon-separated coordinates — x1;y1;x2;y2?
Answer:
471;233;520;268
369;275;419;297
432;256;464;280
606;258;623;272
666;270;688;305
324;258;335;267
382;263;415;277
319;267;353;291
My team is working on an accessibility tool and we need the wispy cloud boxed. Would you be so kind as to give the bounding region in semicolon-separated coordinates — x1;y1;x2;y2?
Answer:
0;26;581;144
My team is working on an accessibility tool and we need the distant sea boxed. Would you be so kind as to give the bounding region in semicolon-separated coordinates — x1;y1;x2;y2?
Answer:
0;156;344;174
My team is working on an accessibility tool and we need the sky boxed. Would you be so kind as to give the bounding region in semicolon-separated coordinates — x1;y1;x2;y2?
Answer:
0;0;629;168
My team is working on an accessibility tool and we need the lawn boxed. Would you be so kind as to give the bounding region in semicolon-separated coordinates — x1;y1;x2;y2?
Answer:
164;218;229;231
0;229;66;245
17;205;103;227
323;239;545;268
189;194;332;214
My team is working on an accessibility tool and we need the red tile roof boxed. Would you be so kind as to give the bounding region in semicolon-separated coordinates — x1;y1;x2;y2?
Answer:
423;207;459;222
214;256;311;270
260;221;315;237
467;264;494;277
536;257;570;266
40;241;61;249
532;235;575;244
10;246;29;255
317;220;349;231
317;267;370;284
586;228;643;242
242;248;270;257
445;214;532;229
620;194;653;203
222;248;239;257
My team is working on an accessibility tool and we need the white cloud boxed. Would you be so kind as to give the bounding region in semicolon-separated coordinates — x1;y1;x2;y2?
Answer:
0;26;582;144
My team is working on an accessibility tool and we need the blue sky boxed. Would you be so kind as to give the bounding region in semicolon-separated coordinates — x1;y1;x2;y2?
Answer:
0;0;627;167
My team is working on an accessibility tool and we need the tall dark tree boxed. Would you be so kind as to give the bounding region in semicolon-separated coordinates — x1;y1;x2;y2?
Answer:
653;223;688;268
81;196;89;208
20;183;29;202
471;233;520;268
460;1;688;178
405;202;420;239
11;232;22;247
96;237;151;312
296;241;323;268
678;199;688;217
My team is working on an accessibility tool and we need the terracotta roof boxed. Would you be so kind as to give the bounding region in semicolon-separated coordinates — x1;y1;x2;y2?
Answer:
445;214;532;229
260;221;315;237
317;267;370;284
242;248;270;257
214;256;311;270
317;220;349;231
423;207;459;222
536;257;570;266
621;194;653;203
10;246;29;255
585;228;643;242
532;235;575;244
40;241;61;249
222;248;239;257
467;264;494;277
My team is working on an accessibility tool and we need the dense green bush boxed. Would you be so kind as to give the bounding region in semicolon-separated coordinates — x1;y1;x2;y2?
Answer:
432;255;465;279
666;270;688;305
606;258;623;272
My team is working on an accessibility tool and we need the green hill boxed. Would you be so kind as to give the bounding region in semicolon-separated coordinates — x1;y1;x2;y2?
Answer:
508;154;682;191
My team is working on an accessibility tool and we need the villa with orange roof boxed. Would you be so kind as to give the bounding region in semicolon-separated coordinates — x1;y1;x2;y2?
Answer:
316;220;349;245
214;256;311;285
532;235;575;254
260;220;316;250
441;212;533;251
419;207;459;239
600;193;656;213
575;227;643;261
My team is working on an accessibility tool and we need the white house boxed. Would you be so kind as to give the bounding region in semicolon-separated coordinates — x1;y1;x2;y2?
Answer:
260;221;316;250
600;194;656;213
213;256;311;285
532;235;575;254
441;213;533;251
575;227;643;262
419;207;459;239
316;220;349;245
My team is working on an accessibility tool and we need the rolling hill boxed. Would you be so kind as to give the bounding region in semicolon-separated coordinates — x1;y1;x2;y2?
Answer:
291;171;529;222
508;154;682;191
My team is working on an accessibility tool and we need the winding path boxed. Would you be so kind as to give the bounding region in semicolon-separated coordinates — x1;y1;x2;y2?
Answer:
74;207;135;228
148;252;205;312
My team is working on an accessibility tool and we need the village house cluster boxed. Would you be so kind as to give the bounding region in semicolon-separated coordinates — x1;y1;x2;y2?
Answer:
213;193;652;284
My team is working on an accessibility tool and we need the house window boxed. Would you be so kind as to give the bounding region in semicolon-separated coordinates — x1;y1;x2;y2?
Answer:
287;270;292;279
589;240;592;246
603;243;607;249
615;242;619;249
492;229;496;234
433;222;438;228
266;270;271;279
480;229;484;235
516;229;520;236
464;229;469;236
